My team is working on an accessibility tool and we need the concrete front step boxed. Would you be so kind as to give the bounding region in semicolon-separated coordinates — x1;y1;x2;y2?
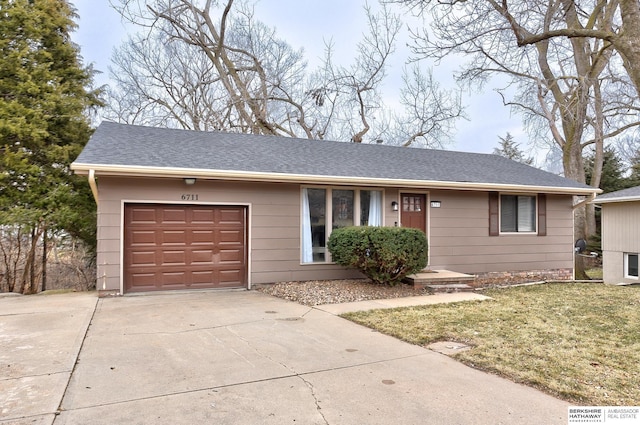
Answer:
404;269;476;292
425;283;475;293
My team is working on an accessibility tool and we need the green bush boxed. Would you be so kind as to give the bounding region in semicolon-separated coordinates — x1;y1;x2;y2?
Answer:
328;226;428;286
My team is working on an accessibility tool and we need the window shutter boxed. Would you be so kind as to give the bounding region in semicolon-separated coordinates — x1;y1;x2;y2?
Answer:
489;192;499;236
537;194;547;236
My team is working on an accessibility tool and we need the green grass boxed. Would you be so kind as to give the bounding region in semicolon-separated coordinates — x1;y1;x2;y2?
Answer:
343;283;640;405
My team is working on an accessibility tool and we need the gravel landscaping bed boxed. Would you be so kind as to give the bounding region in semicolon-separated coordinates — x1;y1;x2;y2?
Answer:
254;279;431;306
254;275;558;306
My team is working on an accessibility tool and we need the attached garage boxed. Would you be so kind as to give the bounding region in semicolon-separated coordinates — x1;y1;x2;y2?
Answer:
124;204;247;293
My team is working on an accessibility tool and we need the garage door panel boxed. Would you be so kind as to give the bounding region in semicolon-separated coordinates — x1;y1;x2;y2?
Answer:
191;270;215;284
219;249;244;263
191;209;216;223
124;204;247;293
130;251;158;267
219;208;244;223
129;230;158;245
161;251;187;266
191;250;214;264
219;229;243;243
129;208;157;224
129;272;157;287
161;271;187;285
162;230;187;245
161;208;188;223
191;230;215;244
218;269;243;286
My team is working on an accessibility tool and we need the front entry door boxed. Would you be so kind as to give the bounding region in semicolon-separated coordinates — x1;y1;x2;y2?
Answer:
400;194;426;234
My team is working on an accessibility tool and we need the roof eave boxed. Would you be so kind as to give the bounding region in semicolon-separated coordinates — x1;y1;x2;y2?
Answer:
593;196;640;204
71;163;599;196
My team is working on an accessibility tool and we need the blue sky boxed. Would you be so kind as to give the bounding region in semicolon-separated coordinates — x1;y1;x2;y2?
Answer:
70;0;526;156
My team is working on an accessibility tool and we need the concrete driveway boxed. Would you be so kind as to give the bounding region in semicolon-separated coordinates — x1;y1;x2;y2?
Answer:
1;290;569;425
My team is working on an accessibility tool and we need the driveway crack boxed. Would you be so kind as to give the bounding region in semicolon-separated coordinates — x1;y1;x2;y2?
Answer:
298;375;329;425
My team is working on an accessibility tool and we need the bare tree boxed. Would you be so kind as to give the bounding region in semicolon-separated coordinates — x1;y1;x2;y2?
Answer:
396;0;640;277
107;0;463;146
399;0;640;98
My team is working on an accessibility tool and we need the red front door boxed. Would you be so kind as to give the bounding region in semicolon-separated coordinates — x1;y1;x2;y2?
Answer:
400;194;426;234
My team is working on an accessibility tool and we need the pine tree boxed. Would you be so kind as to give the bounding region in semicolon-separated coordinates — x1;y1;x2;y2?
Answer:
493;133;534;165
627;148;640;188
584;146;630;193
0;0;102;293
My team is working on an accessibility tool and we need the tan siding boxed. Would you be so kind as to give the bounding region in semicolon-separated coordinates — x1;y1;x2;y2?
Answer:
95;177;366;291
601;202;640;284
427;191;574;274
251;238;298;250
94;178;577;292
384;189;401;227
602;202;640;252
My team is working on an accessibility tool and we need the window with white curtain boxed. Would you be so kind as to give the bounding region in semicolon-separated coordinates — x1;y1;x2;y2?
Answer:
302;187;383;263
500;195;536;233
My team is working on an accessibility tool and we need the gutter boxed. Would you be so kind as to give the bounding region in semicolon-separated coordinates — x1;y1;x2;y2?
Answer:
592;195;640;204
71;163;600;197
88;169;99;206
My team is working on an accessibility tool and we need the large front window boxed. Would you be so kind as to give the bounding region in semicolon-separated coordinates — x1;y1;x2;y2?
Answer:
500;195;536;233
302;187;383;263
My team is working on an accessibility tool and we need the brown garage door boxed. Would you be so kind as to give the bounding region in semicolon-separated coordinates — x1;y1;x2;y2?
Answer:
124;204;247;293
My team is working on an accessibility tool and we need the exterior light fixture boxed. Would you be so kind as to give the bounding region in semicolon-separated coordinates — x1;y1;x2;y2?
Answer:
184;178;196;185
391;201;399;212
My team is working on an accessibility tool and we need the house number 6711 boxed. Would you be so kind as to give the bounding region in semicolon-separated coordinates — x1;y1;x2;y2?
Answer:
181;194;199;201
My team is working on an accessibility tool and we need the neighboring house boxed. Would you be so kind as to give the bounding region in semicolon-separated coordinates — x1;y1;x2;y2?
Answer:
593;186;640;285
71;122;598;295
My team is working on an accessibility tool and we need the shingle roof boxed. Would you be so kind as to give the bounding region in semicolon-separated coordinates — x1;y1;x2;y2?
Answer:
72;121;595;194
594;185;640;203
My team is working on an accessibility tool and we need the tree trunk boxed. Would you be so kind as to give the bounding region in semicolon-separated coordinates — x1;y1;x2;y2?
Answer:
573;201;590;280
586;81;605;237
617;0;640;99
41;229;47;292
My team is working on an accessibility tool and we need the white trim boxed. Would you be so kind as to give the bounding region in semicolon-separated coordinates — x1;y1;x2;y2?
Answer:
594;196;640;204
624;252;639;280
120;199;252;294
71;163;599;196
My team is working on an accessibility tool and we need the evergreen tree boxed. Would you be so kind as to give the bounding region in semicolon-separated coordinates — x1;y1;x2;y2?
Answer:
584;146;631;193
0;0;102;293
493;133;534;165
627;148;640;188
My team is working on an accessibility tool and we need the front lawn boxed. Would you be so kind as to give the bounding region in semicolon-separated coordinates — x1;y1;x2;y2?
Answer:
343;283;640;405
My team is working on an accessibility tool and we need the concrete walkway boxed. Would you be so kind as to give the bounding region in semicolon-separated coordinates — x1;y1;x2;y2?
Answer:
316;291;490;315
1;290;568;425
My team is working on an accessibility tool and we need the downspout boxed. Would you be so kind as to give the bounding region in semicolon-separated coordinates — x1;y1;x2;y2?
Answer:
88;169;108;292
88;169;99;206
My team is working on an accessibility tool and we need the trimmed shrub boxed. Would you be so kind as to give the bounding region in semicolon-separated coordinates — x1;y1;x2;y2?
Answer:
328;226;428;286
